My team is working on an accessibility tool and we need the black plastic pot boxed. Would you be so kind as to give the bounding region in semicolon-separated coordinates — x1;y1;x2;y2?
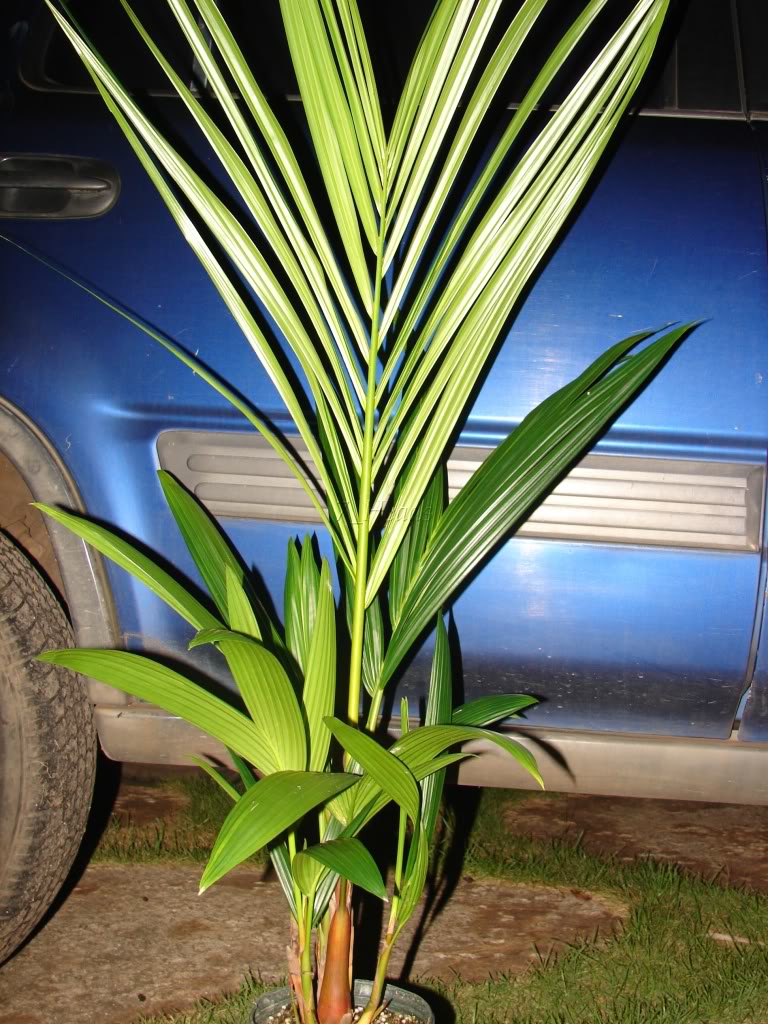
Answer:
250;979;435;1023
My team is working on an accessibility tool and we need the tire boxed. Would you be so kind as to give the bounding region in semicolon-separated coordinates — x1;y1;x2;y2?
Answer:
0;531;96;964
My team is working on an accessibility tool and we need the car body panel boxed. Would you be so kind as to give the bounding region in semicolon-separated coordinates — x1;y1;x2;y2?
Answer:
1;3;767;768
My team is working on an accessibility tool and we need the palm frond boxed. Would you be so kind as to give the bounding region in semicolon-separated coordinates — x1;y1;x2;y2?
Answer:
141;0;367;412
190;0;371;362
48;2;361;566
367;0;669;600
379;0;550;336
378;0;611;349
384;0;504;264
279;0;377;310
379;322;694;683
386;0;475;189
35;2;686;1016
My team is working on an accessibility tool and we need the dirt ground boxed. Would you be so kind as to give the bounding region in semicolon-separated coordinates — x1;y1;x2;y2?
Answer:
0;866;627;1024
502;791;768;893
1;772;767;1024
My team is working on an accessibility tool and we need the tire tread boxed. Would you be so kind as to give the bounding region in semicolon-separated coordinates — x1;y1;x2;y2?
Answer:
0;532;96;964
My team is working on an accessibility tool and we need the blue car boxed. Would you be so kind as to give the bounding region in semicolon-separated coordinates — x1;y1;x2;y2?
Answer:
0;0;766;963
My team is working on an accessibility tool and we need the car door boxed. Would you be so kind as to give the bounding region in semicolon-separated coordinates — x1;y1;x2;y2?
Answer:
1;1;766;743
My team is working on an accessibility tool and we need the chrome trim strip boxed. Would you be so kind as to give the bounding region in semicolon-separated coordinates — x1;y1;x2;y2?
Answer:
157;430;765;552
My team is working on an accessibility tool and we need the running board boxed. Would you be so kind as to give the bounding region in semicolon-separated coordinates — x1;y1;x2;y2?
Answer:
96;704;768;805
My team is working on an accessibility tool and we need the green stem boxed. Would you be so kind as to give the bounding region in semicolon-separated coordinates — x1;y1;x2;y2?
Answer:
358;933;396;1024
347;189;388;727
288;832;305;946
301;891;317;1023
358;802;407;1024
364;687;384;733
288;832;317;1024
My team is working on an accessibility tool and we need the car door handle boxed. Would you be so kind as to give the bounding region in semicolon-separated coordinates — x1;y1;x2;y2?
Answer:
0;154;120;219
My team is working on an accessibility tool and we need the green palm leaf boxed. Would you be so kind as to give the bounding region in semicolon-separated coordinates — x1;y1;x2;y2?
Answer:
374;13;664;485
293;838;387;901
389;466;445;632
384;0;509;264
378;0;609;351
225;565;262;639
38;648;277;774
453;695;539;726
302;560;337;772
380;322;694;683
279;0;375;310
394;723;542;788
121;0;366;419
317;0;384;203
188;756;240;803
1;251;344;557
284;537;320;673
420;615;453;843
367;11;670;603
228;748;257;791
394;824;429;936
188;0;370;363
199;770;359;892
158;470;272;642
33;504;220;632
190;627;307;772
386;0;475;195
46;4;359;568
325;718;420;825
330;0;386;167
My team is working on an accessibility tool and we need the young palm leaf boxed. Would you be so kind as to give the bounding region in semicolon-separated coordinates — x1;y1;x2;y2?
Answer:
199;770;359;892
302;560;337;772
293;838;387;902
190;626;307;772
420;615;453;844
285;537;320;673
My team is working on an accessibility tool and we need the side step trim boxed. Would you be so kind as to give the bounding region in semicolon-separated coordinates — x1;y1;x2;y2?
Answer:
157;430;764;552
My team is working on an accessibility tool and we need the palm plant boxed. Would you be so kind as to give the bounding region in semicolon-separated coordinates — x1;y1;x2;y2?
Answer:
34;0;691;1021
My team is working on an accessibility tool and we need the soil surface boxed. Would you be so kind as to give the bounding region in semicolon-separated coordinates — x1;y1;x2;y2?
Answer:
1;777;767;1024
502;793;768;892
0;866;625;1024
0;451;63;595
110;781;190;826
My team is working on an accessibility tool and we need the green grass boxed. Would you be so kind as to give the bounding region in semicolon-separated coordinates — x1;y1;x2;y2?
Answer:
118;783;768;1024
437;790;768;1024
136;976;271;1024
440;870;768;1023
93;771;268;866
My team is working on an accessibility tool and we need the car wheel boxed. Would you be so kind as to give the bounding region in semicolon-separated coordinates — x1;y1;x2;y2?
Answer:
0;531;96;964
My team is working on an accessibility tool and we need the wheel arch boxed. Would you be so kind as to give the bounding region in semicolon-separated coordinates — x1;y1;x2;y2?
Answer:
0;397;123;706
